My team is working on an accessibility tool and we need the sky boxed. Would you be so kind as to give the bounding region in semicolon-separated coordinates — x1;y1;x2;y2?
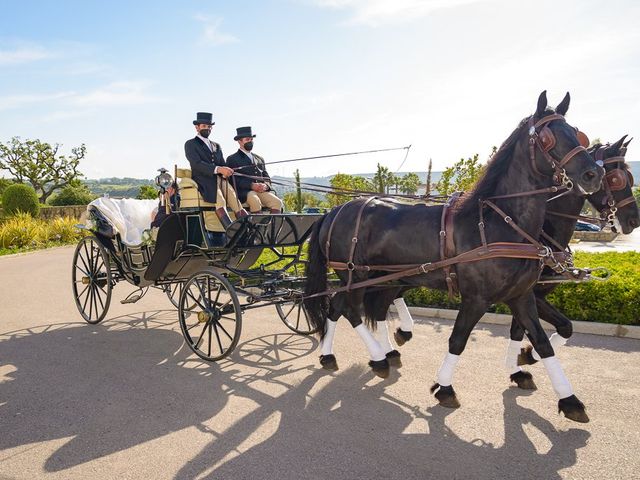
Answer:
1;0;639;180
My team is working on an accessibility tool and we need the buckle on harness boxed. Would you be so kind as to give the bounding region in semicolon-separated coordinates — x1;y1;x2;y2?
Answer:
504;216;512;224
537;246;552;258
439;230;446;237
346;262;355;271
419;263;430;274
351;237;358;243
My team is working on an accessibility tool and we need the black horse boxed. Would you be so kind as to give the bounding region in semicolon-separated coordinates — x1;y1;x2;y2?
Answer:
505;136;640;384
304;92;602;422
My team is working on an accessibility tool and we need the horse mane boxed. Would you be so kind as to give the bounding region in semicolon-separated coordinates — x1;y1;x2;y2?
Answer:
457;108;555;216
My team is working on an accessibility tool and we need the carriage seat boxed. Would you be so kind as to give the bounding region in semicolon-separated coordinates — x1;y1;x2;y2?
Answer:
175;167;225;232
88;197;158;246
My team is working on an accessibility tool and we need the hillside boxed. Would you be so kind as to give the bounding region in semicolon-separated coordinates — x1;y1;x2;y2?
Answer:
83;161;639;198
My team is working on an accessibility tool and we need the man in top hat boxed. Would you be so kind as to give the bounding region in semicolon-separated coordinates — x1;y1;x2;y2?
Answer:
184;112;247;228
226;126;283;213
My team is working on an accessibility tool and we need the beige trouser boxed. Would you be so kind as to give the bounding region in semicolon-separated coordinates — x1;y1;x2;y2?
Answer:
216;178;243;211
246;190;283;212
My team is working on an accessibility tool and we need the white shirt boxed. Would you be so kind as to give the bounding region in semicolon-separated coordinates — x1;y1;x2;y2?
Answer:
240;148;254;164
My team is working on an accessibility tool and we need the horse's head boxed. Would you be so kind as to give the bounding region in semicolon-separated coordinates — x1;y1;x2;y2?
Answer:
586;136;640;234
529;91;603;194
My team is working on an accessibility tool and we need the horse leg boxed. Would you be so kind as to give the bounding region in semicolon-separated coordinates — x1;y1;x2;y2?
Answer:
318;292;348;371
431;296;489;409
392;297;414;346
506;319;537;390
342;290;389;378
508;293;588;423
519;296;573;365
378;316;402;367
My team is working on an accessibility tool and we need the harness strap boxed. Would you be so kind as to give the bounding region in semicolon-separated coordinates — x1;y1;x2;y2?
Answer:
346;196;377;290
325;202;349;267
440;192;462;299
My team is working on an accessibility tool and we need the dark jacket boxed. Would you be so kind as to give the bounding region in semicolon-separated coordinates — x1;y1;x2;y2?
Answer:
226;150;272;203
184;136;225;203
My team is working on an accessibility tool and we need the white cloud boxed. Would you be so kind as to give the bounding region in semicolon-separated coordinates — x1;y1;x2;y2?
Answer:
194;14;239;45
0;45;56;65
0;92;75;111
310;0;492;26
71;81;163;107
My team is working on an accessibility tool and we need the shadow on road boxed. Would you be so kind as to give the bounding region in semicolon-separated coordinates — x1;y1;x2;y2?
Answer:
0;310;589;479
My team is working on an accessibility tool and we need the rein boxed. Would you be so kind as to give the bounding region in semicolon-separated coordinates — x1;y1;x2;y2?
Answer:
305;112;592;299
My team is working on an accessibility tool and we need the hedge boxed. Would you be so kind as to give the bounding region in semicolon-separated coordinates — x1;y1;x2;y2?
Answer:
403;251;640;325
1;183;40;217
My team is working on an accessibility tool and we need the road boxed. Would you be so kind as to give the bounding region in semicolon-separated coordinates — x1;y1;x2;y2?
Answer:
0;246;639;480
572;228;640;252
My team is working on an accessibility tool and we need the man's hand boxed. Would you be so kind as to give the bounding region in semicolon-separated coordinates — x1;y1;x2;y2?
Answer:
252;182;268;192
217;166;234;178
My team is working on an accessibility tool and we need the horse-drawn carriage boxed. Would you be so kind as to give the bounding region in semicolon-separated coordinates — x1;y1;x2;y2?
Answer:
72;167;322;361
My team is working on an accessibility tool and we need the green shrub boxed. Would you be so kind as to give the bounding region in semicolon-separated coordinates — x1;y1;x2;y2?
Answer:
49;184;94;206
403;251;640;325
0;213;83;250
1;183;40;217
0;178;14;202
137;184;158;200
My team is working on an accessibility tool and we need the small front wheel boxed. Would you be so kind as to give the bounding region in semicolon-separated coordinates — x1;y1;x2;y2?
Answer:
72;236;112;324
178;270;242;361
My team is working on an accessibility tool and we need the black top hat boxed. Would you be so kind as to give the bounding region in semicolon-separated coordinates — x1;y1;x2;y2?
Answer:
234;126;256;141
193;112;214;125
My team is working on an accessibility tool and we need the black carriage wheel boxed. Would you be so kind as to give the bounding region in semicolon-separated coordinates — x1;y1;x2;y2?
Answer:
276;292;318;335
178;270;242;361
164;282;198;311
72;236;113;324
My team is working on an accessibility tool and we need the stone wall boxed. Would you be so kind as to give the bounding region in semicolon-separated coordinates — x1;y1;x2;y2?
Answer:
572;231;619;242
39;205;87;220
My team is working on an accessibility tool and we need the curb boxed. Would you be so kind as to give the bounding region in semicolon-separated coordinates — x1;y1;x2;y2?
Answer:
0;244;73;260
390;305;640;340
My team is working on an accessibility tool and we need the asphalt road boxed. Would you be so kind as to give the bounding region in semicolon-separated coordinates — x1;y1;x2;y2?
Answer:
1;246;639;480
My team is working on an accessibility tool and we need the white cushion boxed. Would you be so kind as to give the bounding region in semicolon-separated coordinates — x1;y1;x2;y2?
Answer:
89;197;158;246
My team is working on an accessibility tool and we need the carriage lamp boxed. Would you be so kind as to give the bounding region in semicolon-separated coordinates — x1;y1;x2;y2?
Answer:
155;168;173;192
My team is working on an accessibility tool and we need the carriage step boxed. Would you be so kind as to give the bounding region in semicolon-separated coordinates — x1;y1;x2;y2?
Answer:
120;295;142;304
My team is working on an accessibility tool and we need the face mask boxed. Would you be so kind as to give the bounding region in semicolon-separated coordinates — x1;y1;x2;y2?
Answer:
244;141;253;151
199;128;211;138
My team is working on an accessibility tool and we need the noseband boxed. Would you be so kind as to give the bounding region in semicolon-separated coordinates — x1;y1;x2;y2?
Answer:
528;113;589;189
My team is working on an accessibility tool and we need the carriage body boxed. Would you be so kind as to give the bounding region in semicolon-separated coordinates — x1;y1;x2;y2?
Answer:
72;195;323;361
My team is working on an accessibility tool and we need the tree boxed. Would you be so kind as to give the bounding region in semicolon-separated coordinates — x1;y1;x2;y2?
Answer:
294;169;303;213
372;163;395;194
435;153;486;197
283;192;321;212
634;187;640;207
327;173;373;207
0;137;86;203
137;184;158;200
426;158;433;196
49;180;94;206
399;172;420;195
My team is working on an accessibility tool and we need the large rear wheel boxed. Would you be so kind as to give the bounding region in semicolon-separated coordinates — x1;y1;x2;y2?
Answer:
178;270;242;361
72;236;113;324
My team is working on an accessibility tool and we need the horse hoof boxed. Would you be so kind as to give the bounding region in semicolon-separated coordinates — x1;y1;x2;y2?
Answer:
385;350;402;368
369;359;390;378
394;328;412;346
517;345;538;366
558;395;589;423
510;370;537;390
430;383;461;409
319;354;338;371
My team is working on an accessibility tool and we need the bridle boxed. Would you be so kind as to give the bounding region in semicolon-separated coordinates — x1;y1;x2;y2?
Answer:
527;113;590;190
595;145;636;226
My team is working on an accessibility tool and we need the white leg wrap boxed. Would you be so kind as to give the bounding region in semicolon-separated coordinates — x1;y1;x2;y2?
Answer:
505;339;522;375
354;324;386;361
541;356;574;399
376;321;394;354
320;320;337;356
393;297;414;332
436;352;460;387
531;332;568;361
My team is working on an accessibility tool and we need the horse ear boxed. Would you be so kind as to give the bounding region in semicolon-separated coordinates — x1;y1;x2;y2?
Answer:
623;137;633;148
556;92;570;116
611;135;628;152
535;91;548;118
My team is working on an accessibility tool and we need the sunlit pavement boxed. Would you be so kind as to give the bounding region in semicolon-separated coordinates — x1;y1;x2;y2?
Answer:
571;228;640;253
1;247;639;480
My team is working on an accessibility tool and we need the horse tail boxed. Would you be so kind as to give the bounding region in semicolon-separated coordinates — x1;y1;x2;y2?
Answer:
363;286;399;329
304;215;330;339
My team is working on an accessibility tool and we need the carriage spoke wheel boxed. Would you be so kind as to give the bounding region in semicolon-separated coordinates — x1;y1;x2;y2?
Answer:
178;270;242;361
164;282;198;311
276;292;318;335
72;236;112;324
